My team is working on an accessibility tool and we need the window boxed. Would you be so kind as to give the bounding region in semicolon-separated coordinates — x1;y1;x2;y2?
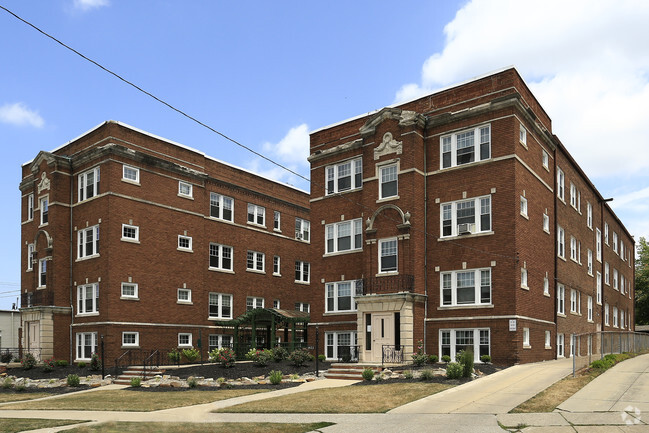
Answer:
326;280;363;312
613;268;619;290
379;164;398;199
519;124;527;146
605;303;610;326
545;330;551;349
596;228;602;262
441;195;491;237
613;307;618;328
613;232;618;254
325;219;363;254
208;334;232;352
295;302;310;312
178;181;192;198
273;299;280;309
77;283;99;314
604;223;609;245
209;243;232;271
326;158;362;195
557;168;565;201
569;183;577;209
621;242;625;261
570;236;578;262
210;193;233;221
543;213;550;233
178;235;192;251
587;249;593;275
122;165;139;183
121;224;139;242
621;275;625;295
273;211;280;231
605;262;610;285
587;296;593;321
177;288;192;303
440;125;490;169
78;225;100;259
441;268;491;306
295;261;310;283
523;328;530;347
520;196;528;218
587;202;593;229
325;331;357;360
27;193;34;221
557;334;564;357
542;149;549;170
78;167;100;202
246;296;264;310
76;332;97;360
121;282;138;299
557;226;565;259
209;293;232;319
122;332;139;347
520;268;528;289
38;258;47;288
621;310;625;329
295;218;310;241
247;204;265;226
273;256;280;275
557;284;565;315
570;289;579;313
596;272;602;304
40;197;48;225
544;277;549;295
178;333;192;347
439;329;490;362
379;238;397;273
247;251;265;272
27;243;34;271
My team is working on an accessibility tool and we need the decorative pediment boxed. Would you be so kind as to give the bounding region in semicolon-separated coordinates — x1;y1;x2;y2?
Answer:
374;132;402;160
360;108;425;138
37;172;50;193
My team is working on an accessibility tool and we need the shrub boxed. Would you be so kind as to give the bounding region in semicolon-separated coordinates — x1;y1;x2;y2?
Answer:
130;377;141;387
77;361;86;369
182;347;200;363
375;373;385;382
55;359;69;367
412;339;427;366
210;348;236;368
246;349;273;366
288;349;311;367
2;377;13;389
187;377;198;388
272;346;289;362
404;370;414;379
480;354;491;363
21;353;36;370
42;357;55;372
269;370;283;385
15;383;25;392
458;350;474;378
362;367;375;381
168;349;181;364
591;359;614;370
67;374;80;387
446;362;463;379
428;355;439;364
90;353;102;371
420;369;435;381
318;354;326;362
441;355;451;363
289;373;299;380
0;351;13;363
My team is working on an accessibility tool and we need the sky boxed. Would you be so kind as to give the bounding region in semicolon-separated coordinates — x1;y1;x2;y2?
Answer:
1;0;648;310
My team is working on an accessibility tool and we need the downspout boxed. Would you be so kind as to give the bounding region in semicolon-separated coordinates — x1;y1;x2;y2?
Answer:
553;144;558;359
423;129;428;352
69;157;74;363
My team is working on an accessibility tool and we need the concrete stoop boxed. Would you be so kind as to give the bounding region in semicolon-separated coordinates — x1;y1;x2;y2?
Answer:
113;365;165;385
323;363;384;380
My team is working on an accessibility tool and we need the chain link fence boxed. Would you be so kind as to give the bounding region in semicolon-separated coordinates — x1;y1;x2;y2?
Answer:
570;331;649;376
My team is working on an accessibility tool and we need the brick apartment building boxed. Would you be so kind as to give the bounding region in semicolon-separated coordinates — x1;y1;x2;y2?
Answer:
20;121;311;363
307;67;635;365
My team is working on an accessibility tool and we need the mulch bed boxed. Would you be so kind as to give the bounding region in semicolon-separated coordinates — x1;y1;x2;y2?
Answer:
168;360;331;380
4;365;100;380
0;385;92;395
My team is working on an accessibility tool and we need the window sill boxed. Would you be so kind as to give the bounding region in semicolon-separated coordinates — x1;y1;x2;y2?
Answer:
324;187;362;198
39;223;49;228
376;271;398;277
521;285;529;291
76;312;99;317
273;228;282;233
544;292;551;297
208;267;234;274
177;248;193;253
273;273;281;277
557;313;566;318
295;280;310;285
177;301;193;305
324;311;357;316
121;238;140;244
121;345;140;349
177;345;193;349
208;216;234;224
376;195;400;204
207;317;233;322
246;222;266;229
437;304;494;311
558;256;566;262
323;249;363;258
121;179;140;186
544;228;550;235
26;269;33;273
37;286;46;290
587;272;593;277
519;141;528;149
545;345;552;350
120;296;139;301
523;345;531;350
246;269;266;275
520;213;529;220
570;311;581;316
588;319;594;323
177;194;194;200
438;231;494;242
76;254;100;262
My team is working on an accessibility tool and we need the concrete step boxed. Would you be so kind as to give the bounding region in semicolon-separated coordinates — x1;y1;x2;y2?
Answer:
114;365;164;385
323;364;384;380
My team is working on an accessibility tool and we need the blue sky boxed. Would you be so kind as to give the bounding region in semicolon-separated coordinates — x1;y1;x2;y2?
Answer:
1;0;648;310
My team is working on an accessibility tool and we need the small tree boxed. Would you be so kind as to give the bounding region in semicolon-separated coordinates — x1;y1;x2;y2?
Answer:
636;237;649;325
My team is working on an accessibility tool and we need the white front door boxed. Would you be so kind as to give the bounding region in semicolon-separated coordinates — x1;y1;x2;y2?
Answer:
28;321;40;360
371;313;394;362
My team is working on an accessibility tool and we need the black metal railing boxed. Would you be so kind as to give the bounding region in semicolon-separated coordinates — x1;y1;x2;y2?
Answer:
336;345;360;362
0;347;31;363
382;345;404;364
21;291;54;307
362;275;414;294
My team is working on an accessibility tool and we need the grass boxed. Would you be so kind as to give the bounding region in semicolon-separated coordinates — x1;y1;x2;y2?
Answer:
0;418;88;433
64;422;334;433
2;389;268;412
0;393;56;403
215;382;453;413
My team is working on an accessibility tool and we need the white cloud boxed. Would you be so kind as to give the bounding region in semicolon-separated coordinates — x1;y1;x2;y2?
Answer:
72;0;110;11
395;0;649;179
0;102;44;128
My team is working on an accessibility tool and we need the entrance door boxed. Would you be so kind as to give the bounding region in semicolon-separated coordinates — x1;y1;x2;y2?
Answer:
371;313;394;362
28;321;40;360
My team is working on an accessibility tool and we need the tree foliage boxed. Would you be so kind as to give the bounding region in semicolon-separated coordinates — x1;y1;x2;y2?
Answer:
636;237;649;325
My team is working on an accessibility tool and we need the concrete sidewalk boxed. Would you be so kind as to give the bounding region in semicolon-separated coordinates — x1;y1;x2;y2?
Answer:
389;357;573;414
557;352;649;413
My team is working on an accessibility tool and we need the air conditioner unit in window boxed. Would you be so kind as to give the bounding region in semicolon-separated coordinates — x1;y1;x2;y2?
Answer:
458;223;474;235
295;231;303;240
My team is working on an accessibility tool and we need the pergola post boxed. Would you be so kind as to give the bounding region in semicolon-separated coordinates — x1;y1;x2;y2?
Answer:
251;315;256;350
234;325;239;357
290;322;296;351
271;315;276;348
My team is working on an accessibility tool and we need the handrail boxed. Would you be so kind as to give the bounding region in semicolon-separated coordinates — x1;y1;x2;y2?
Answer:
143;349;159;378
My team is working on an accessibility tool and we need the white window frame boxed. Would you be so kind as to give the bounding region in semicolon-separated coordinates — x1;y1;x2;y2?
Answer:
557;284;565;315
273;255;281;276
543;277;549;296
557;226;565;259
570;236;578;262
596;272;602;304
325;157;362;195
295;261;310;283
520;196;528;218
621;310;625;329
273;211;281;231
178;181;193;198
295;218;310;241
38;258;47;288
605;303;610;326
326;280;363;313
121;224;139;242
27;243;35;271
440;124;491;169
246;296;264;310
570;289;579;313
557;168;565;201
613;306;618;328
77;283;99;315
39;196;49;226
209;292;232;319
604;223;609;245
177;288;192;304
613;232;619;254
543;213;550;233
587;202;593;229
76;332;97;361
210;193;234;222
78;225;100;259
570;183;577;209
521;267;528;289
439;328;490;363
78;167;100;202
378;238;398;274
122;332;139;347
27;193;34;221
545;330;551;349
247;204;266;227
441;268;492;307
596;228;602;262
587;296;593;321
519;124;527;146
325;331;358;360
178;333;192;347
121;282;138;299
122;165;140;184
178;235;192;251
273;299;280;309
247;250;265;273
542;149;549;170
557;334;565;358
295;302;310;312
587;249;593;275
325;218;363;254
441;195;492;237
605;262;610;285
209;243;233;271
523;328;530;348
208;334;232;352
379;163;398;200
613;268;619;290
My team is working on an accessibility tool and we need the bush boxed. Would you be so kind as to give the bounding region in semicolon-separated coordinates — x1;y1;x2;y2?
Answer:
362;367;375;381
130;377;141;387
458;350;474;378
246;349;273;366
0;351;13;364
182;347;200;363
375;373;384;382
209;348;236;368
480;355;491;363
441;355;451;363
428;355;439;364
591;359;614;370
187;377;198;388
42;357;55;373
272;346;289;362
318;354;326;362
404;370;414;379
15;383;25;392
446;362;463;379
77;361;86;368
288;349;311;367
67;374;80;387
269;370;283;385
2;377;13;389
55;359;69;367
420;369;435;381
412;339;427;366
21;353;36;370
90;353;102;371
168;349;181;364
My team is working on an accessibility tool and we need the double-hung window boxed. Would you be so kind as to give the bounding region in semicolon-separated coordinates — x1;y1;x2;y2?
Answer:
613;307;618;327
605;262;610;285
209;293;232;319
122;165;139;183
273;256;280;275
439;329;490;361
247;204;265;226
77;283;99;314
246;296;264;310
587;202;593;228
326;219;362;254
295;218;310;241
210;193;233;221
295;302;310;312
542;149;549;170
596;228;602;262
441;268;491;306
604;223;609;244
570;236;578;261
78;225;100;259
247;251;265;272
441;125;490;169
557;168;565;201
27;194;34;221
76;332;97;360
379;238;397;273
587;249;593;275
570;289;579;313
596;272;602;304
78;167;100;202
613;268;619;290
520;196;528;218
274;211;281;231
40;197;48;225
209;335;232;352
209;243;232;271
613;232;619;254
557;284;565;315
557;226;565;259
178;181;192;198
326;158;362;195
605;303;610;325
121;224;139;242
570;183;578;209
379;163;398;199
295;261;310;283
27;243;35;271
519;124;527;146
38;258;47;288
587;296;593;321
326;280;363;312
441;195;491;237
